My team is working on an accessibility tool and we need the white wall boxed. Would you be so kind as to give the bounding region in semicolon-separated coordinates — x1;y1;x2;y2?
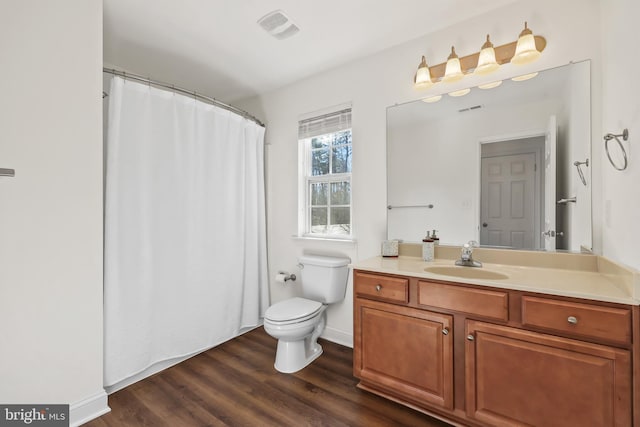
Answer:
0;0;107;423
601;0;640;270
237;0;604;344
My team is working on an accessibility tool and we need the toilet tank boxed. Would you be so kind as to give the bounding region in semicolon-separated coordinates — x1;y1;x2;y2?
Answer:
298;254;351;303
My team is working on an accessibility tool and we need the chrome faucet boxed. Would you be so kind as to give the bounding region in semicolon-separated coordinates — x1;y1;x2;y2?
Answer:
455;240;482;267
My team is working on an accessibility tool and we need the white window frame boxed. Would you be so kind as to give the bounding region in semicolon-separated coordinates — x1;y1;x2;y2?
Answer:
298;107;352;239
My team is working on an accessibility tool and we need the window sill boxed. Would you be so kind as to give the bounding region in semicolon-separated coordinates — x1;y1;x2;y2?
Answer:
292;235;357;244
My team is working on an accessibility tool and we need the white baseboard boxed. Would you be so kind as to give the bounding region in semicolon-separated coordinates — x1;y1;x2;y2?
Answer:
70;390;110;426
321;326;353;348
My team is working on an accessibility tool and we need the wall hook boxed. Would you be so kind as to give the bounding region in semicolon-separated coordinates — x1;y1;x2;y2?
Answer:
573;158;588;186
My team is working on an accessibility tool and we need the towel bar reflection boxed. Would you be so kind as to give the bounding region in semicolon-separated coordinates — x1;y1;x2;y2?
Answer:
0;168;15;177
387;204;434;210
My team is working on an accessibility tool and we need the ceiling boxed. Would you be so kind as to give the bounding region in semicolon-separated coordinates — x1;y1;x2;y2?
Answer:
104;0;516;103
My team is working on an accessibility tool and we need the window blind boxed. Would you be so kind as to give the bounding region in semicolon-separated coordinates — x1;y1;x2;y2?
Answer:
298;108;352;139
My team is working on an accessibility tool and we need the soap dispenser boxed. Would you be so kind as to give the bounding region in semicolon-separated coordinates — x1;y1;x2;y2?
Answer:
430;229;440;246
422;232;434;261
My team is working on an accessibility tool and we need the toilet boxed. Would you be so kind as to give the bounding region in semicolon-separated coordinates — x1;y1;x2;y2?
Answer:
263;254;350;373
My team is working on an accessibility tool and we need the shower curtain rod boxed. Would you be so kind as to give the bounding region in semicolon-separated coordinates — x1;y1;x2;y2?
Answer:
103;68;265;127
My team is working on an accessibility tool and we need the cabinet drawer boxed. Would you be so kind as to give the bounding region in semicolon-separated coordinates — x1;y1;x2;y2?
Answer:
521;296;632;345
418;281;508;321
354;272;408;303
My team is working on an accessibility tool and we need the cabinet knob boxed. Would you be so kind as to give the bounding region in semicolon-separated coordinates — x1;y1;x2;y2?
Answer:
375;284;382;292
467;334;475;341
567;316;578;325
442;328;449;336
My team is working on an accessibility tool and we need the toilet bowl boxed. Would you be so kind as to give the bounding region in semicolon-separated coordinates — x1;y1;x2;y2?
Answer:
263;254;350;373
264;297;327;373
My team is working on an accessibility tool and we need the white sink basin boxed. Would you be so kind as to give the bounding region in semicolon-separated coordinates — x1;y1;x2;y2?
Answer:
424;265;509;280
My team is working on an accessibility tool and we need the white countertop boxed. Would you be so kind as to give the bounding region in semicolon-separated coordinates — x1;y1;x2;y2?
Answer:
352;256;639;305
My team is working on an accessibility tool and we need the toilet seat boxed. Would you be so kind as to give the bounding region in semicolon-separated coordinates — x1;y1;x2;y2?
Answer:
265;297;323;325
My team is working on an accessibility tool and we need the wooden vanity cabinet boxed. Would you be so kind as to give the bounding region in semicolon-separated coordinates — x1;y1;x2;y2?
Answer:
353;269;637;427
465;320;632;427
354;278;454;410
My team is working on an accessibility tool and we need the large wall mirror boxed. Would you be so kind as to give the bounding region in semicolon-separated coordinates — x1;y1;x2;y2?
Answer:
387;60;592;252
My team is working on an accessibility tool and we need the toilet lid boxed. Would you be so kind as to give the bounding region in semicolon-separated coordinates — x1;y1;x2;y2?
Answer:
265;297;323;323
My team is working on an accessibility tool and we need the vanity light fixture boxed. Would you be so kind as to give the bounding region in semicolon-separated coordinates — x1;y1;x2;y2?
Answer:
474;35;500;75
442;47;464;83
422;95;443;103
512;72;539;82
511;22;542;65
448;88;471;97
414;56;434;88
413;22;546;89
478;80;503;89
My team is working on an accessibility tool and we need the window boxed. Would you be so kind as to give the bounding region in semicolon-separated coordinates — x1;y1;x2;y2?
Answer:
299;108;352;237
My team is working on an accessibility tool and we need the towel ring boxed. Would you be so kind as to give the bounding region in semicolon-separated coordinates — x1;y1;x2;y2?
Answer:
604;129;629;171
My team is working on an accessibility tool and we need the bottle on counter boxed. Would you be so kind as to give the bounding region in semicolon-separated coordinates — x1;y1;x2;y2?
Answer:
430;229;440;245
422;233;435;261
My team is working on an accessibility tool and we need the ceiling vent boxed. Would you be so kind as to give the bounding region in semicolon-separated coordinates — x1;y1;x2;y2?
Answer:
257;10;300;40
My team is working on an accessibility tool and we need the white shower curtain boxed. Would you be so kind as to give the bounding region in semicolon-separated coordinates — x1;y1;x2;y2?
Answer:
104;76;268;387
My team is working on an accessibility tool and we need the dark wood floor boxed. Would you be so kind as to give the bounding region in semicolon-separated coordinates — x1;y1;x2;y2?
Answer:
87;327;451;427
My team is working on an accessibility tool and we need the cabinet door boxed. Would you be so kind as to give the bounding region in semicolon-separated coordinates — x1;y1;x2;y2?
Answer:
465;321;631;427
354;298;454;409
